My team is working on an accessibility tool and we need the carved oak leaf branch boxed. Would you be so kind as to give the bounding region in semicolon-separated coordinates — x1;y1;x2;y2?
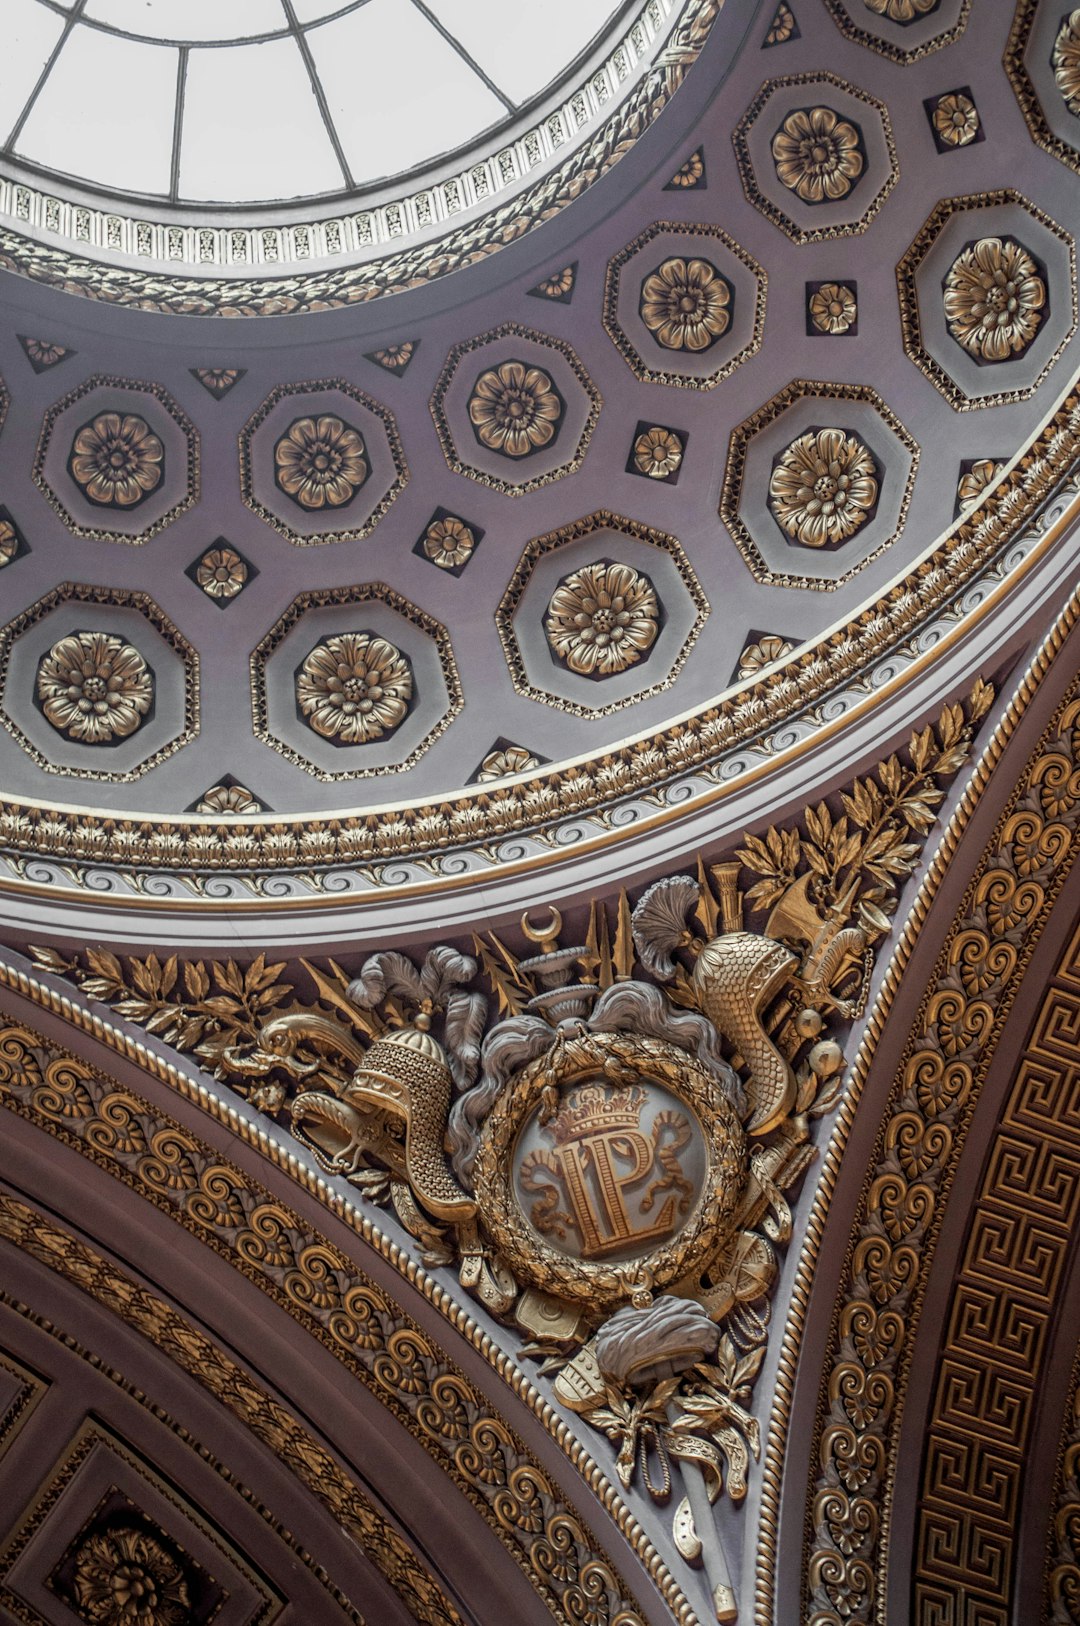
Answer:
736;682;994;944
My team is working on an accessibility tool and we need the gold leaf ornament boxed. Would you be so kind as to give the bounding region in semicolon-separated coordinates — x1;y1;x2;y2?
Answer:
274;414;368;509
931;92;979;147
36;631;154;744
467;360;562;458
771;107;864;204
1053;11;1080;115
545;561;659;676
768;428;878;547
639;257;731;351
296;632;412;744
70;411;164;508
943;237;1046;363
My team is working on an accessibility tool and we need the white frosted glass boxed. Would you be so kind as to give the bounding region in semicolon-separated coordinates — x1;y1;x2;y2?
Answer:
179;35;344;202
16;27;176;194
306;0;503;183
424;0;621;104
83;0;288;42
3;2;66;145
290;0;366;21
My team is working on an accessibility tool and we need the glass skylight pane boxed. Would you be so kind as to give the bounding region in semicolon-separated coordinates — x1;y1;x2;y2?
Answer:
290;0;365;20
179;36;344;202
2;2;66;147
425;0;621;104
16;26;176;194
83;0;289;43
305;0;504;183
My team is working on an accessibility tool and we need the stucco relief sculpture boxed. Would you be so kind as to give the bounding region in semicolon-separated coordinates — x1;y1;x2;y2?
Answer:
227;875;870;1622
808;283;857;335
69;411;164;509
295;632;412;744
273;414;368;510
771;107;864;203
467;361;563;458
639;257;731;351
65;1522;195;1626
943;236;1046;362
544;562;659;677
768;428;878;546
36;631;154;745
863;0;940;20
1054;11;1080;115
33;690;991;1624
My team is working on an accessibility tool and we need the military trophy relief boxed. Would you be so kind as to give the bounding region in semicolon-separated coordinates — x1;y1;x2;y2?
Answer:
31;685;993;1625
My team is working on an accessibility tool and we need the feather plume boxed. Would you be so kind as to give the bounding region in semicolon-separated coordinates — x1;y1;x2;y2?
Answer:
631;876;700;977
446;1014;553;1186
444;989;487;1092
348;951;423;1010
421;945;478;1004
589;981;743;1113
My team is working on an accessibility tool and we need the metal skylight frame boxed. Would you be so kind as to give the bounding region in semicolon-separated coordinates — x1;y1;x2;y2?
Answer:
4;0;634;207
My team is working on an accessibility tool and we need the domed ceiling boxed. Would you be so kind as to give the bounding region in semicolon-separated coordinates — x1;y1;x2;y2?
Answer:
0;0;1077;943
4;5;1080;1626
4;0;643;205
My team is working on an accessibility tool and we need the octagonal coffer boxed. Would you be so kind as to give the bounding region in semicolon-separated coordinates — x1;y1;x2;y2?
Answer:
251;585;461;780
431;324;601;496
496;511;708;717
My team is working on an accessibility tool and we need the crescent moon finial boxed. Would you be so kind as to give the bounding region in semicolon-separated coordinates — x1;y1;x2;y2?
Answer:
521;906;563;948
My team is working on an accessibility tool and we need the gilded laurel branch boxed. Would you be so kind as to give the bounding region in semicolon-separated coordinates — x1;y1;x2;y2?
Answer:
735;680;994;945
26;947;307;1105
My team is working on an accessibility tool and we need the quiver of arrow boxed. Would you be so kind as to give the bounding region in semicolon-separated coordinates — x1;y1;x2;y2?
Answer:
692;932;797;1135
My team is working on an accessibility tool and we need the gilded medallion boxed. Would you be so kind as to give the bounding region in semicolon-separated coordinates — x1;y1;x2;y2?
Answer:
475;1030;745;1309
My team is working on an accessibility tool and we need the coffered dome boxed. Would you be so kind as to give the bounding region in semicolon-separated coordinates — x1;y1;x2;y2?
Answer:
0;0;1075;951
3;8;1080;1623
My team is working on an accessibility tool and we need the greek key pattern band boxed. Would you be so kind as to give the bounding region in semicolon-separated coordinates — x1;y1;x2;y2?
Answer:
915;920;1080;1622
806;686;1080;1624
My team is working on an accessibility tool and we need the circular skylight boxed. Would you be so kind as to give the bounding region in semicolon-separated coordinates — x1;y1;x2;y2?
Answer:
4;0;630;205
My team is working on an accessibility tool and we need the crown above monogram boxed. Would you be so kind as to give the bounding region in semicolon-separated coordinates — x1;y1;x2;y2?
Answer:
547;1083;647;1145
